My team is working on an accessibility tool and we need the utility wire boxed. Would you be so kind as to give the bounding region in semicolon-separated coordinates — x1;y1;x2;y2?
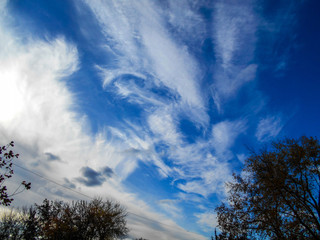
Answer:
12;162;188;231
13;163;92;200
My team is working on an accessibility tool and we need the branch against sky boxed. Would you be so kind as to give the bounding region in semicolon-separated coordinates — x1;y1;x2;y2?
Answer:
215;136;320;239
0;141;31;206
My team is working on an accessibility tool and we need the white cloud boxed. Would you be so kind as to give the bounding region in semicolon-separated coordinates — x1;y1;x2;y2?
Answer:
178;180;209;198
82;0;234;201
158;199;182;219
213;0;256;69
176;192;204;203
0;6;94;187
255;115;283;142
83;0;140;62
84;0;208;126
140;23;203;109
211;120;247;157
82;0;254;205
176;153;232;198
166;0;207;44
128;212;207;240
195;211;219;233
96;65;147;88
148;108;181;145
0;2;207;239
173;120;245;197
236;153;248;164
212;0;258;107
112;80;167;107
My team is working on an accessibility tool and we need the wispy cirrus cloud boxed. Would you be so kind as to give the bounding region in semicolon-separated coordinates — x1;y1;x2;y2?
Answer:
212;0;258;110
84;0;208;125
195;211;219;233
255;115;283;142
83;0;234;201
176;153;232;198
158;199;182;219
148;108;182;146
0;2;207;238
211;120;247;157
166;0;208;46
78;0;289;234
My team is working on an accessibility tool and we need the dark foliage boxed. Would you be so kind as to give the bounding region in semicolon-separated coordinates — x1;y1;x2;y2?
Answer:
0;198;128;240
215;136;320;240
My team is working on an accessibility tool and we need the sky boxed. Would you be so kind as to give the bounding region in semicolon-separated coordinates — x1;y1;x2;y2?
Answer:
0;0;319;239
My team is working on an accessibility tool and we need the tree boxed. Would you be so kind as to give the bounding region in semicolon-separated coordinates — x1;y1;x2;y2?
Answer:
35;198;128;240
0;198;128;239
0;141;31;206
215;136;320;239
0;209;23;239
0;207;40;240
21;206;40;240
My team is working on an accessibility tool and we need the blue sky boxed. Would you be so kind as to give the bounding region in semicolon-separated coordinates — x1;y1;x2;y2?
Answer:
0;0;319;239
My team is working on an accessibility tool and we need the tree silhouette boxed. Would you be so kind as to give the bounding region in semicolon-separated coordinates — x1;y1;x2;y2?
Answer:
35;198;128;239
0;141;31;206
0;198;129;239
0;209;23;239
215;136;320;239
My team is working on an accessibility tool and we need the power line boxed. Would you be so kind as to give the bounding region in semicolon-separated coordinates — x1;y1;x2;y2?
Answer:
12;163;188;231
13;163;92;200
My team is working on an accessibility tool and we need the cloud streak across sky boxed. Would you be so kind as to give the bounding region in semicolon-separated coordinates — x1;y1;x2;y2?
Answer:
0;0;317;239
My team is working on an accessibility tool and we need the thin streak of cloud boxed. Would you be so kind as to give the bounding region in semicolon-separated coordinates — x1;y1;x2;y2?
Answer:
211;119;247;157
158;199;182;219
212;0;258;108
214;0;256;69
148;108;182;145
195;211;218;233
84;0;208;125
255;115;283;142
166;0;208;45
140;22;203;109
